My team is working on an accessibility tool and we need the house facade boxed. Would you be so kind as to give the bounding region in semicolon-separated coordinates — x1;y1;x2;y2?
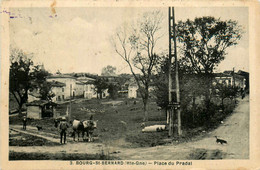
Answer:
49;81;66;101
26;100;57;119
128;83;138;98
47;74;76;100
84;82;96;99
76;76;97;99
213;72;246;89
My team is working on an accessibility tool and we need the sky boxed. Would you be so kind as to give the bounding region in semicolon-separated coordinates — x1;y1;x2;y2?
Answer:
9;7;248;75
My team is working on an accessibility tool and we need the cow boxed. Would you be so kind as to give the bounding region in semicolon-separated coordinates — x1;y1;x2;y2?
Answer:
72;119;85;141
72;119;98;142
82;120;98;142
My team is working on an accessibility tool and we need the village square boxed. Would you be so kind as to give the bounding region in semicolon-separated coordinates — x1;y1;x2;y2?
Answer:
6;6;249;160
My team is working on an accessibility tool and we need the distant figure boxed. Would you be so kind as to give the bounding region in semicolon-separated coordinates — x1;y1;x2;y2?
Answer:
125;101;128;105
242;90;245;99
241;88;244;99
133;100;136;105
22;116;27;130
59;117;69;144
54;119;59;128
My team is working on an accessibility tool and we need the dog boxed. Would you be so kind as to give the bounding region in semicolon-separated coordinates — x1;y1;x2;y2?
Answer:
36;126;43;131
215;136;227;145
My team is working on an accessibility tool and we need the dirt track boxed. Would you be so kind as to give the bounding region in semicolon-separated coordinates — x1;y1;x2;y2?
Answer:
9;95;249;160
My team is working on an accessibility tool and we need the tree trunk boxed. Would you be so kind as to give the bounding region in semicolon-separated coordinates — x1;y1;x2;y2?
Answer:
18;103;23;116
192;95;196;123
221;98;224;111
143;98;148;121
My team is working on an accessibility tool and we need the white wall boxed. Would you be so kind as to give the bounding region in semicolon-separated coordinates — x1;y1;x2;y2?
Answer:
47;77;76;100
128;86;138;98
27;106;42;119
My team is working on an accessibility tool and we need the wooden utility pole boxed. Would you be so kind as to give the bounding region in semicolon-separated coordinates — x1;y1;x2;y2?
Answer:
168;7;182;137
70;84;72;121
172;7;182;136
233;67;236;87
168;7;173;136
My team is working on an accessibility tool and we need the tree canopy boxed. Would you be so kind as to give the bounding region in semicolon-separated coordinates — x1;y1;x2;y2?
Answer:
101;65;117;76
9;49;52;114
176;16;243;74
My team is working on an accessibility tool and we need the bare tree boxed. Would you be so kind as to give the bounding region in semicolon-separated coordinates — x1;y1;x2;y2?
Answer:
111;11;164;121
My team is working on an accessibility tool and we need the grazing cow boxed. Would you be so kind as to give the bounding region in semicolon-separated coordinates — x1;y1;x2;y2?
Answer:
72;119;98;142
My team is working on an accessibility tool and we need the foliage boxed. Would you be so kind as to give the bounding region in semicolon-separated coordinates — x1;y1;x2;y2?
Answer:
111;10;164;121
101;65;117;76
39;82;55;101
176;16;243;74
9;49;52;114
9;49;34;114
154;57;238;130
107;83;119;100
212;83;239;107
93;78;108;99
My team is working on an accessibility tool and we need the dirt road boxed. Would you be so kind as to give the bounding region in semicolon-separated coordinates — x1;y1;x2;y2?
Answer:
117;95;249;160
9;96;249;160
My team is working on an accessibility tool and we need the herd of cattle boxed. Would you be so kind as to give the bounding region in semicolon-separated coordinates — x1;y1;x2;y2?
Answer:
54;117;98;142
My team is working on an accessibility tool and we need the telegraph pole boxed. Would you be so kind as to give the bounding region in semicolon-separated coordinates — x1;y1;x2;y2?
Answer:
168;7;182;137
70;84;72;121
168;7;173;136
233;67;236;87
172;7;182;136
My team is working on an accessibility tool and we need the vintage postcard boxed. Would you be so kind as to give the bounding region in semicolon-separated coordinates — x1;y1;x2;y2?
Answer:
1;0;259;169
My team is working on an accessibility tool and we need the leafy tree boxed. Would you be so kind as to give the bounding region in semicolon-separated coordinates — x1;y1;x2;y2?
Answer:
9;49;34;115
9;49;52;115
176;16;243;74
154;56;210;124
101;65;117;76
176;16;243;108
93;77;108;99
111;11;164;121
39;82;55;101
213;83;239;109
107;83;119;100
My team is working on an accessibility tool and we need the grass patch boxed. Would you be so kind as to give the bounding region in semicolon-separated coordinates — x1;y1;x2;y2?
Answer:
9;97;239;148
9;132;59;146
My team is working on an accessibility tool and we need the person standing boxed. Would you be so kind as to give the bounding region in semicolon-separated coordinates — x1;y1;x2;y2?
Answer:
59;117;69;144
22;116;27;130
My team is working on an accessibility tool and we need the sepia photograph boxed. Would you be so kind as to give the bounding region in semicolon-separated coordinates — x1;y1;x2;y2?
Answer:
1;0;259;169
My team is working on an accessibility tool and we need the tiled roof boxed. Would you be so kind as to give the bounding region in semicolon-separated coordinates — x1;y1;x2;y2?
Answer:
47;74;76;79
213;73;232;77
76;81;85;85
28;91;41;98
49;81;66;87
